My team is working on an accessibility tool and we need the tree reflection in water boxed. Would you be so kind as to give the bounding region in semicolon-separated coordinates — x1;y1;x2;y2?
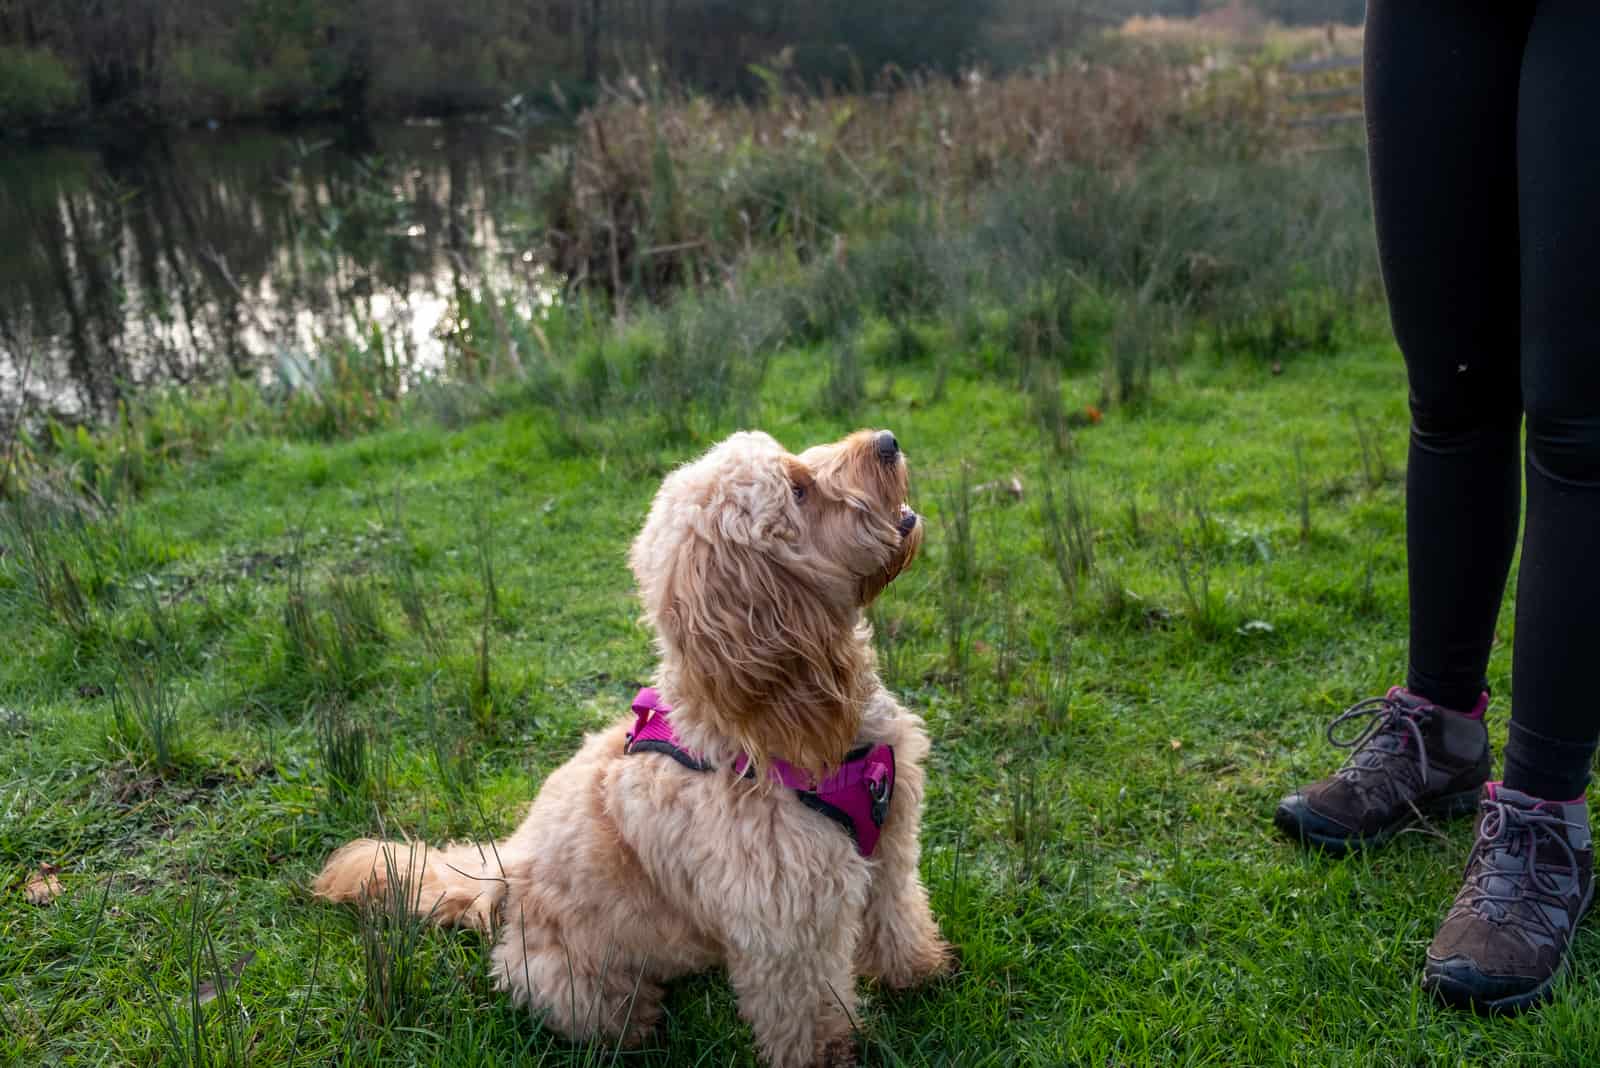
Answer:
0;119;563;435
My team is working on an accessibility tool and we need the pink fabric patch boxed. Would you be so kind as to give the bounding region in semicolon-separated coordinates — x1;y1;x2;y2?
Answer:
1461;691;1490;720
1484;780;1586;808
629;688;677;746
1395;687;1489;720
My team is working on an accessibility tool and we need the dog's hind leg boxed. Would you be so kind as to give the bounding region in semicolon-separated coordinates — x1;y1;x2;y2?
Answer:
312;838;509;932
490;913;665;1048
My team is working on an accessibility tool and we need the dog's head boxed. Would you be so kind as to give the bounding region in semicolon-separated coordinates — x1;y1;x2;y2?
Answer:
630;429;921;776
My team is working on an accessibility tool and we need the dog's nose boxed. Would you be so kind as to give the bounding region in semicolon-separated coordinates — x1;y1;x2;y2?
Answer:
875;430;900;463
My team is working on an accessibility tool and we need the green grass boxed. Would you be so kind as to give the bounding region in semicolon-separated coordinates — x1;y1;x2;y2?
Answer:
5;325;1600;1066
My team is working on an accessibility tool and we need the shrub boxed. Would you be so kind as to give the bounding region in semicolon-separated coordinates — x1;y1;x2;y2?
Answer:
164;48;257;119
535;55;1199;301
0;46;81;128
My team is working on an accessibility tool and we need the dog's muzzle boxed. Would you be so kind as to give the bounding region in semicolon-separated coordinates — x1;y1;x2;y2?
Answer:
876;431;900;464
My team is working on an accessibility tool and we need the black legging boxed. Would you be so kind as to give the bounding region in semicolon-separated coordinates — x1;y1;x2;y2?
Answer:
1366;0;1600;801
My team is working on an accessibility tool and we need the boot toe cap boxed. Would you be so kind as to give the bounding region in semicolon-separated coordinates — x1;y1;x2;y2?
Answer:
1274;792;1362;853
1423;954;1548;1014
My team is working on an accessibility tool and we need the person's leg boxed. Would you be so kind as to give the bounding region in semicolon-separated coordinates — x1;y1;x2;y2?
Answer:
1273;0;1530;855
1366;0;1532;713
1423;0;1600;1014
1503;0;1600;802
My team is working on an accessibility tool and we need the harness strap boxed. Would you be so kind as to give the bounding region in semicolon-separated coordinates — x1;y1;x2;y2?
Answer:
624;688;895;857
626;688;710;770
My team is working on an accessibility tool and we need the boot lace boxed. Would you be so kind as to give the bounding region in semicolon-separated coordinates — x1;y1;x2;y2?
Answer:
1324;694;1432;805
1457;797;1585;943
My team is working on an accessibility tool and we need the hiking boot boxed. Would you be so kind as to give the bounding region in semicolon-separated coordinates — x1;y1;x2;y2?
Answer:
1423;784;1594;1014
1275;687;1491;854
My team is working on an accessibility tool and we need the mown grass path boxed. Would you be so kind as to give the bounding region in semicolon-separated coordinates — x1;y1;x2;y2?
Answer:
5;340;1596;1066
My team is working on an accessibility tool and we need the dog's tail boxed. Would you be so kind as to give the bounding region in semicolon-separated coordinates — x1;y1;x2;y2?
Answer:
312;837;510;932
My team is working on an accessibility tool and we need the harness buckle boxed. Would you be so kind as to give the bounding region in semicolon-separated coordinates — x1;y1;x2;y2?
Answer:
866;766;892;828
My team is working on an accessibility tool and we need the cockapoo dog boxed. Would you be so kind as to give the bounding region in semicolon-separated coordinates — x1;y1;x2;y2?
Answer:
313;428;950;1067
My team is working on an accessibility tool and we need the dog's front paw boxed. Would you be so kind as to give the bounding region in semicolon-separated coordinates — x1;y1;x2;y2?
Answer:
872;937;956;990
614;993;664;1048
815;1035;858;1068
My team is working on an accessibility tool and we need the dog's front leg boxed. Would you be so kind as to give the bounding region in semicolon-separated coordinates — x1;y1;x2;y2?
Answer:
855;745;953;988
727;929;859;1068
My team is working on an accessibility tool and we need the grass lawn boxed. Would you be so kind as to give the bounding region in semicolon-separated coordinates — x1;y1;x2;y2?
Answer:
4;335;1598;1066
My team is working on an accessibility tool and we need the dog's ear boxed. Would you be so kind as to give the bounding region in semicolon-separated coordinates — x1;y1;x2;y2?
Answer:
782;454;814;501
660;526;865;778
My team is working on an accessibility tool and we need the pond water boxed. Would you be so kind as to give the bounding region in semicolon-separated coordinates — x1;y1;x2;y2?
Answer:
0;118;566;434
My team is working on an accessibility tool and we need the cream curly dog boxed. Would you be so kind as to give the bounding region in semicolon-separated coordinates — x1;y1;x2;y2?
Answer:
313;428;950;1067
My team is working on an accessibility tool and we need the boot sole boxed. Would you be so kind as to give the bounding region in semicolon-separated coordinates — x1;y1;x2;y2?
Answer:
1273;786;1483;856
1423;881;1596;1015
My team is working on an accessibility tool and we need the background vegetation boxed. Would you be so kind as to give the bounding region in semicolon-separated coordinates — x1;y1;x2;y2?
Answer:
0;0;1363;129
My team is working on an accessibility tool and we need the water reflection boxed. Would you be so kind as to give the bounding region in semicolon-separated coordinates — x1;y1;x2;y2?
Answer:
0;119;563;434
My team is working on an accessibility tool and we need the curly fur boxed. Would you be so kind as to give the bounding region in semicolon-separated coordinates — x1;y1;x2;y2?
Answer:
313;429;948;1067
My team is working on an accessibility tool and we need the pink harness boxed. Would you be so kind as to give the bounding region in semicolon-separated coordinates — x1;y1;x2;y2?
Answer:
624;688;895;858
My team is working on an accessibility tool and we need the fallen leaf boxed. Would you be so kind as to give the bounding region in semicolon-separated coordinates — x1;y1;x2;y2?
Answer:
1169;738;1183;751
1271;361;1284;376
196;951;257;1006
973;477;1025;502
1142;606;1173;629
24;864;62;906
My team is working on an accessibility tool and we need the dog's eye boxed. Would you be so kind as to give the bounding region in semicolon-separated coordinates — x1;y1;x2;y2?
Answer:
792;483;807;503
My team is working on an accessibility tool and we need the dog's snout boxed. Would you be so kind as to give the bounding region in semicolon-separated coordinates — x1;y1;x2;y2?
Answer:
875;430;900;463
